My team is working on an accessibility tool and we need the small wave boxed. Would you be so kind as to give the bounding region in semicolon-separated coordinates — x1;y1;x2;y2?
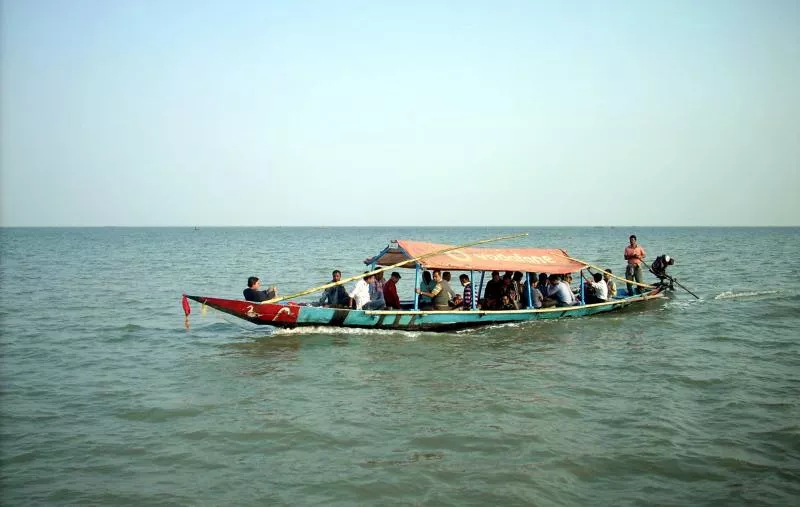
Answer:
116;406;204;422
714;290;779;300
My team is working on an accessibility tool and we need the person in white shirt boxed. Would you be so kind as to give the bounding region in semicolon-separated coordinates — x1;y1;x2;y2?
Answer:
584;272;608;304
350;273;384;310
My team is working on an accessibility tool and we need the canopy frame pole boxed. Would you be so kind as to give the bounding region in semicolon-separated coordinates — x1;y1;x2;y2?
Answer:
478;271;486;303
580;270;585;305
413;263;420;311
470;270;476;310
526;272;533;309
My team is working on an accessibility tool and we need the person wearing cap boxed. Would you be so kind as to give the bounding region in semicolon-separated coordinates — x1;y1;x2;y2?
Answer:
624;234;647;295
383;272;402;310
243;276;277;302
650;255;675;282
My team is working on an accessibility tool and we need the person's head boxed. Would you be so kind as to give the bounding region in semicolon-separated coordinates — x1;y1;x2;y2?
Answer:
491;270;500;280
593;273;603;283
390;272;402;282
538;273;548;284
432;269;442;282
502;274;512;285
363;272;374;282
513;271;523;282
374;271;384;281
332;270;341;282
459;274;470;285
665;255;675;265
501;294;511;304
443;271;451;281
247;276;260;288
564;273;573;283
548;274;561;284
629;234;638;247
504;271;513;278
422;270;432;283
603;268;613;280
452;294;463;306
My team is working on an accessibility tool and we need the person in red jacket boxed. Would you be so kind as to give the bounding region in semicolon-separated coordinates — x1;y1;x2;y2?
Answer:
383;272;402;309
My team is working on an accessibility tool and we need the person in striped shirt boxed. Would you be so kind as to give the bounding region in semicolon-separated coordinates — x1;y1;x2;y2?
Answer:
459;274;474;310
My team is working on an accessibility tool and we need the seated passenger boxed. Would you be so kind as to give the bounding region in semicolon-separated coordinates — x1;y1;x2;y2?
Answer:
584;272;608;304
538;273;549;296
512;271;525;302
604;268;617;298
450;294;463;309
502;274;520;309
418;270;434;308
522;274;543;309
500;294;518;310
483;271;503;310
349;273;384;310
542;274;577;307
243;276;277;302
383;272;402;310
369;271;386;308
459;274;474;310
441;271;457;300
415;269;450;310
319;270;349;307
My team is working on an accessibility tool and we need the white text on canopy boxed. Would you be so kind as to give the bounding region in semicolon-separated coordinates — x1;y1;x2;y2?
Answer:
444;250;557;265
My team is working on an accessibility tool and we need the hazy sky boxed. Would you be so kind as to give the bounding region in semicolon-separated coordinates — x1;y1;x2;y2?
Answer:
1;0;798;226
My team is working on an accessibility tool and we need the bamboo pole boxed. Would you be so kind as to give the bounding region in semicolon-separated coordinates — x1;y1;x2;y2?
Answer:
264;232;529;304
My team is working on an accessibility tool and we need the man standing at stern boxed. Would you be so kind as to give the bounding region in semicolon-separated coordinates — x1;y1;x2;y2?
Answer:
624;235;646;295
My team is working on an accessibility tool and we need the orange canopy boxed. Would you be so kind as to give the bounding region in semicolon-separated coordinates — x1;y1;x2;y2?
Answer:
370;240;586;274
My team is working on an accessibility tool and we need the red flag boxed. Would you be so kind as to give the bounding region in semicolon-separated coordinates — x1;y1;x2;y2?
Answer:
182;294;191;316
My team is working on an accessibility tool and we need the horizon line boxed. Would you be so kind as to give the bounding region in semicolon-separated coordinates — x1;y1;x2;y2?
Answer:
2;225;798;229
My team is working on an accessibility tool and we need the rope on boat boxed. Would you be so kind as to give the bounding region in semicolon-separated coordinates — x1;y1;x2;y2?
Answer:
554;252;655;290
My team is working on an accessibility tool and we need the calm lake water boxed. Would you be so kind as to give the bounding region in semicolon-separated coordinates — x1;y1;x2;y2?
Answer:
1;227;798;506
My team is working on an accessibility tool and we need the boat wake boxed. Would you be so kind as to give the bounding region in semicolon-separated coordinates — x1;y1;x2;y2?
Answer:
713;290;780;301
271;326;424;338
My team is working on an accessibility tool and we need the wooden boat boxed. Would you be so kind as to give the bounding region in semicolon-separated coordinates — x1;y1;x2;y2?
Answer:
184;238;667;332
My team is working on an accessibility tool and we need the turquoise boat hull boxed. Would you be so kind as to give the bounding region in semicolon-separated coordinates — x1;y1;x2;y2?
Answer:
185;286;666;332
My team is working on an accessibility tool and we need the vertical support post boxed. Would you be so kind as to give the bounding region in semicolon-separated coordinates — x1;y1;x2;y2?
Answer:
526;272;533;309
470;270;476;310
413;263;420;310
580;271;585;305
478;271;486;302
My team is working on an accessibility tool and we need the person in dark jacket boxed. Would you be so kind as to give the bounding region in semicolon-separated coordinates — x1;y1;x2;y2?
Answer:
650;255;675;282
243;276;277;302
319;270;349;307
